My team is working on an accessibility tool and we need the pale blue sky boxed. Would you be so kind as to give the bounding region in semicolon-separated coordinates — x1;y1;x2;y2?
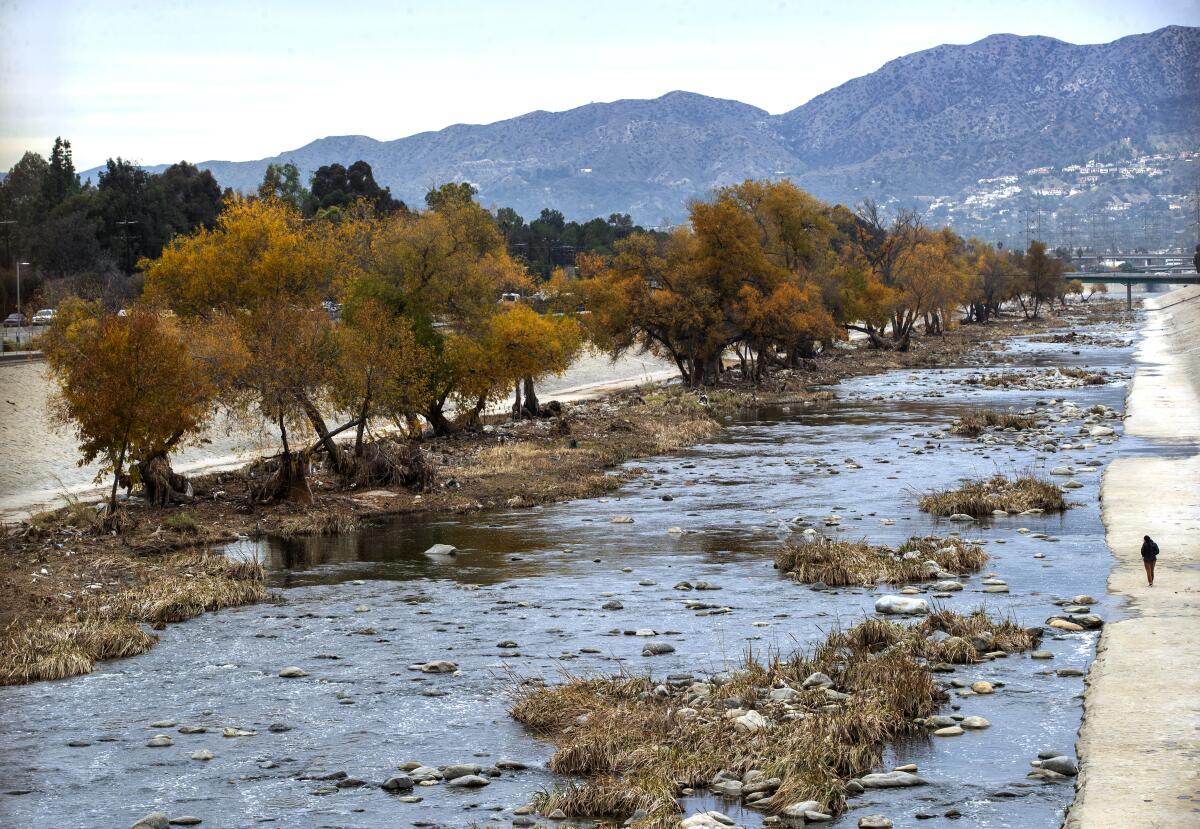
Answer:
1;0;1197;170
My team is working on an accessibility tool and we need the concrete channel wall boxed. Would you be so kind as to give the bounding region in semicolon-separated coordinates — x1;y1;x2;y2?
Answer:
1066;286;1200;828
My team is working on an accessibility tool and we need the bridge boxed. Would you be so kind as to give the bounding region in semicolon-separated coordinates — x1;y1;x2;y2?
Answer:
1073;272;1200;310
1072;251;1195;275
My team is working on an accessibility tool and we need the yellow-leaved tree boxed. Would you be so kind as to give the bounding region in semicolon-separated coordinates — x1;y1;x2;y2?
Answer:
143;197;347;502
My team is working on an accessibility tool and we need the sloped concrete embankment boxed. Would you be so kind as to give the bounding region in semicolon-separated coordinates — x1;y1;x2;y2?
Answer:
1067;286;1200;828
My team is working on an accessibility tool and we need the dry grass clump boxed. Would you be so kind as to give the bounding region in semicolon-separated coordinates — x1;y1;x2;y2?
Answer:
949;409;1038;437
918;473;1067;516
775;536;986;587
510;610;1035;827
919;607;1040;653
0;619;157;684
1059;367;1107;385
0;551;267;685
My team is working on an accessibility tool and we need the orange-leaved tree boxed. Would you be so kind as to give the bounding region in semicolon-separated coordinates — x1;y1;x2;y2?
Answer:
43;298;214;517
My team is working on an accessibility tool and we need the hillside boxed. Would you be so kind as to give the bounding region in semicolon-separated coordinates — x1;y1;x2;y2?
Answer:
83;25;1200;225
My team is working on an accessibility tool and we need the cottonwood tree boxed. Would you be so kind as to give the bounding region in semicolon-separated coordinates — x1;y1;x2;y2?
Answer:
143;197;348;501
361;186;531;433
1016;240;1068;319
43;298;213;517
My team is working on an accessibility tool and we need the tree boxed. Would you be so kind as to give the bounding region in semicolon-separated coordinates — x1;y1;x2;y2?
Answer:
330;297;432;454
486;302;581;418
42;298;213;517
258;162;313;214
1017;240;1067;319
574;183;837;387
143;197;348;501
312;161;404;215
363;187;530;433
44;137;81;209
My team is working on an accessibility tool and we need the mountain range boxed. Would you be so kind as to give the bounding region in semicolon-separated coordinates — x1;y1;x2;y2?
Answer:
84;25;1200;224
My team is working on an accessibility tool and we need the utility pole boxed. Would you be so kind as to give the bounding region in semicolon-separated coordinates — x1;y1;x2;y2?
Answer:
115;218;138;273
16;261;31;318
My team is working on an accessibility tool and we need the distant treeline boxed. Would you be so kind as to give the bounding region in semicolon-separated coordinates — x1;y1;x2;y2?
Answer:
0;139;655;313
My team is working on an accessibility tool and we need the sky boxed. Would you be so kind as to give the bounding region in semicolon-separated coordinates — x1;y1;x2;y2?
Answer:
1;0;1197;171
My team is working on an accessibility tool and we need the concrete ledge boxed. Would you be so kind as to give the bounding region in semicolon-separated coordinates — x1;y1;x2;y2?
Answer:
1067;287;1200;828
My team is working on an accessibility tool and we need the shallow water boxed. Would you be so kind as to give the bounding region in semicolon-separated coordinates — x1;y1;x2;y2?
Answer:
0;313;1167;829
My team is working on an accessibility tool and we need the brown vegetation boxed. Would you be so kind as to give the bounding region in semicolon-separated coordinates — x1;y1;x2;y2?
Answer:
774;535;987;587
919;473;1067;516
949;408;1038;437
510;611;1040;827
0;551;266;685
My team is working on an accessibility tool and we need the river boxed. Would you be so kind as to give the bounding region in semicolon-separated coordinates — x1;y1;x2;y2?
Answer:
0;308;1164;828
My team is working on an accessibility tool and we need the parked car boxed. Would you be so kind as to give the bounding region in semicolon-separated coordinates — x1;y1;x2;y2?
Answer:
2;313;26;328
31;308;56;326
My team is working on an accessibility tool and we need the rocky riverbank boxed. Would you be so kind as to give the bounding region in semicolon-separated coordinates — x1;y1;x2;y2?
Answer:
1066;286;1200;829
0;311;1066;686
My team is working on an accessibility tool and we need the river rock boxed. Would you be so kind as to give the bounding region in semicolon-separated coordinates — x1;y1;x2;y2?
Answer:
933;580;964;592
1040;756;1078;776
278;666;308;678
382;774;414;791
445;774;490;787
145;735;173;747
859;816;893;828
418;660;458;673
874;595;928;615
190;749;213;761
1048;618;1084;632
611;515;635;523
168;818;202;826
948;513;975;521
770;687;801;702
858;771;927;788
801;671;834;690
642;642;675;656
130;814;169;829
409;765;442;782
441;763;481;780
602;600;624;610
1089;426;1115;437
1067;613;1104;629
1031;650;1054;659
961;716;991;729
423;543;457;557
934;725;964;736
971;680;994;694
781;800;825;817
734;711;769;733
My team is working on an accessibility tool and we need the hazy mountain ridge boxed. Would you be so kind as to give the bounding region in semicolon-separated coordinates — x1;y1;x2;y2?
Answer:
83;26;1200;224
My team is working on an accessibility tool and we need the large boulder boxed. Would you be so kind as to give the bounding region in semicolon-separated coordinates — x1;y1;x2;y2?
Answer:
858;771;928;788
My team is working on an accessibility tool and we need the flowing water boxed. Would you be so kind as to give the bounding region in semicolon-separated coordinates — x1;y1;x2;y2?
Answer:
0;314;1170;829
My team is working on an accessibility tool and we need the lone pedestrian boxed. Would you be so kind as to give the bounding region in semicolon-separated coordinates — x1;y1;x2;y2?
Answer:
1141;534;1159;586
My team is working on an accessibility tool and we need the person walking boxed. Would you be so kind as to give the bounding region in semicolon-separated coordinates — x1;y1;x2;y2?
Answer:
1141;535;1159;586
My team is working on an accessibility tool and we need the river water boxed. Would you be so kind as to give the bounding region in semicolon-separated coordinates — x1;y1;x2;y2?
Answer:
0;311;1164;829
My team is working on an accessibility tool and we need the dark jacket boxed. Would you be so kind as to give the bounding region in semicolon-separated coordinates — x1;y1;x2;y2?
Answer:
1141;537;1159;560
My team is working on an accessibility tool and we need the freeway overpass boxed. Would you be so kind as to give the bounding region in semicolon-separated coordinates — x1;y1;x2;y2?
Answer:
1074;272;1200;309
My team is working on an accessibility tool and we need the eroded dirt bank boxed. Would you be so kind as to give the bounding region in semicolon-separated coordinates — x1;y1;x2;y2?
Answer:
1067;286;1200;828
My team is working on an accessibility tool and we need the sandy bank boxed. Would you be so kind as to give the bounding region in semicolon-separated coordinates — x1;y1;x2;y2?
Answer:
1067;286;1200;828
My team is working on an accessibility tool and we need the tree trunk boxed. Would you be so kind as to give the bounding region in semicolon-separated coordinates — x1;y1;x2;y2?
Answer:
110;442;127;515
426;403;454;437
354;395;370;457
300;395;351;475
511;380;523;419
521;375;539;418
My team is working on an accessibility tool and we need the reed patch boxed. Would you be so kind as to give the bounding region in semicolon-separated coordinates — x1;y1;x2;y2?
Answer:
509;611;1039;827
775;535;986;587
919;473;1066;516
